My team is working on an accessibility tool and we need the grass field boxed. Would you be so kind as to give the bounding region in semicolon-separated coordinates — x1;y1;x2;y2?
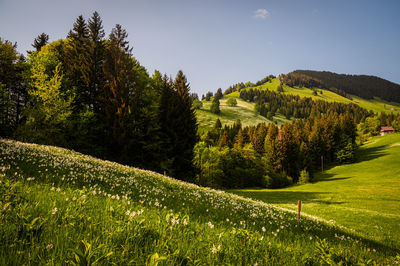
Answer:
1;139;399;264
231;133;400;251
196;98;289;133
227;78;400;114
197;78;400;133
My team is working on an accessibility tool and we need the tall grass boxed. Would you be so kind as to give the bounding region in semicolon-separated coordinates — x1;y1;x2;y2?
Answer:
1;139;398;264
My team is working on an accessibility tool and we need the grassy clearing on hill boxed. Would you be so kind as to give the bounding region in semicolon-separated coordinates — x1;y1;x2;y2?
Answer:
1;139;399;264
231;133;400;252
233;78;400;114
196;98;288;133
198;78;399;133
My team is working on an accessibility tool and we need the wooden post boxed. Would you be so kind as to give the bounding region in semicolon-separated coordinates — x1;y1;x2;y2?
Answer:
164;171;166;176
297;200;302;223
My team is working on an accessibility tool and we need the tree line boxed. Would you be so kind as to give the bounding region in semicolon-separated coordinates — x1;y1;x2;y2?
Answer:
195;110;357;188
288;70;400;103
240;88;373;122
0;12;198;182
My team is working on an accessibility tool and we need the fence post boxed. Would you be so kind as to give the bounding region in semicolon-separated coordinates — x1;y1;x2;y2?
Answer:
297;200;302;223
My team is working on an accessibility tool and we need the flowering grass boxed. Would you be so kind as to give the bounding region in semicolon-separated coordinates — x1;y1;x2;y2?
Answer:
0;139;399;265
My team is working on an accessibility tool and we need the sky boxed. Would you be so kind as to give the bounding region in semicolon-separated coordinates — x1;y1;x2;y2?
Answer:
1;0;400;95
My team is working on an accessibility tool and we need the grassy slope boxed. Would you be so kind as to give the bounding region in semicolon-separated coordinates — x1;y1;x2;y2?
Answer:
197;78;400;133
196;98;288;133
231;133;400;250
230;78;400;113
1;139;398;264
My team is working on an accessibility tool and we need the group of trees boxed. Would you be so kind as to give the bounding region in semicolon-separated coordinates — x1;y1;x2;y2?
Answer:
279;72;352;99
240;88;373;122
357;112;400;140
195;111;357;188
223;75;276;95
0;12;197;182
288;70;400;102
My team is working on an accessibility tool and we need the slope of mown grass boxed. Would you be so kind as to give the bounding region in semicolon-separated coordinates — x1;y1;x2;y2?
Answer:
229;78;400;113
1;139;398;264
196;98;286;133
231;133;400;252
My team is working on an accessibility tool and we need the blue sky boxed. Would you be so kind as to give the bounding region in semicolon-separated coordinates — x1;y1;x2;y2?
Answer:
1;0;399;95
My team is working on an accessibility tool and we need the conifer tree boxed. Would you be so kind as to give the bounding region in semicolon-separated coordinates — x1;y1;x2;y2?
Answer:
234;129;244;149
214;88;223;101
214;118;222;130
87;11;105;112
159;71;198;181
64;15;90;109
32;33;49;51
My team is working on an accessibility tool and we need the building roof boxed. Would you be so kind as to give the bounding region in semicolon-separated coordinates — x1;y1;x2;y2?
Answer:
380;126;395;131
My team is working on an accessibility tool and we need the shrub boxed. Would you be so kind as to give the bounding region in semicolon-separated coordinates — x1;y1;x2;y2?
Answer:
226;98;237;107
192;100;203;109
298;169;310;184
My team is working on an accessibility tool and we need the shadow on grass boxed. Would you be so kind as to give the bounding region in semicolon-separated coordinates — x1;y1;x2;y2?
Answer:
356;144;388;163
312;172;351;183
229;189;345;205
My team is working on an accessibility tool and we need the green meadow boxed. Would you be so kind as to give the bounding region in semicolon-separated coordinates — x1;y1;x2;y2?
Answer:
200;78;400;134
231;133;400;250
227;78;400;114
196;98;289;133
1;138;399;264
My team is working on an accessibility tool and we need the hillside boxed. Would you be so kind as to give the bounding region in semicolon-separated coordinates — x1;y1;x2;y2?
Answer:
1;139;398;264
196;97;289;133
231;133;400;250
292;70;400;103
227;77;400;114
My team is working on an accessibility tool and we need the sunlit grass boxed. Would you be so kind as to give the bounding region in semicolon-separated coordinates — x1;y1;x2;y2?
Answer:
241;78;400;113
231;133;400;251
1;138;398;264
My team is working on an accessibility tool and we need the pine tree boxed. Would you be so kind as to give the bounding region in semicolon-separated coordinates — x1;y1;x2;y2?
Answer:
210;99;220;114
159;71;198;181
64;15;90;109
214;88;223;101
234;129;244;149
214;118;222;130
32;33;49;51
218;130;229;148
87;11;105;112
100;24;135;156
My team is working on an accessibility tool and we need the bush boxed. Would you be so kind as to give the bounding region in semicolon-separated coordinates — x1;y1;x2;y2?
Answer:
263;171;293;188
192;100;203;110
298;169;310;184
226;98;237;107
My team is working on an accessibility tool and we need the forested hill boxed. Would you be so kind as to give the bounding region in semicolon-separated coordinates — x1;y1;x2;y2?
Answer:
285;70;400;103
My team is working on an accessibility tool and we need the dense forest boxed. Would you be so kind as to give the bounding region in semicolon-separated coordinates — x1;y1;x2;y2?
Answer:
282;70;400;103
195;111;357;188
0;12;197;182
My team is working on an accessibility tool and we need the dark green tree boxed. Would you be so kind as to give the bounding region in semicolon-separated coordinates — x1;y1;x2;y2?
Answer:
159;71;198;181
87;11;105;112
210;99;220;114
32;33;49;51
64;15;90;109
214;88;223;101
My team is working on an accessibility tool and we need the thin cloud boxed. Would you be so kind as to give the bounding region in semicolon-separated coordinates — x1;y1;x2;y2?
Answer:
254;9;269;19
